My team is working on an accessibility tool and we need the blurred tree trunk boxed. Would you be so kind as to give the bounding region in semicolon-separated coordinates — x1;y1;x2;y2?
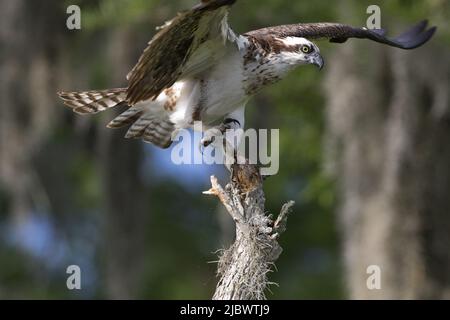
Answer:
0;0;64;222
97;27;150;299
324;35;450;298
98;127;149;299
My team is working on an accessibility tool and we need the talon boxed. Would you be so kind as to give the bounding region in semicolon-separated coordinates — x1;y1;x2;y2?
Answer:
199;134;216;154
202;135;215;147
200;136;214;154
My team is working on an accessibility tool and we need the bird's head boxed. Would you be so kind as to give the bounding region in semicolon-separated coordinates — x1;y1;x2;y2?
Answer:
275;37;324;70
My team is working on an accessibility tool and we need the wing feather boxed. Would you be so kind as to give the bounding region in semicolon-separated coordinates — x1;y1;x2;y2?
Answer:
246;20;436;50
126;0;237;105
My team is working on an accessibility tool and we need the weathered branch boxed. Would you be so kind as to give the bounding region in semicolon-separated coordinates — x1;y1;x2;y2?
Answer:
204;163;294;300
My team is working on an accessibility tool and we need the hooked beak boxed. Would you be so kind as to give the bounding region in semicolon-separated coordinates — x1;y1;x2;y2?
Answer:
311;54;325;71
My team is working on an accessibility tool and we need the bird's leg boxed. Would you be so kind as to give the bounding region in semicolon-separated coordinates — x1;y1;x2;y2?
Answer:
201;119;242;148
200;108;246;171
200;107;246;149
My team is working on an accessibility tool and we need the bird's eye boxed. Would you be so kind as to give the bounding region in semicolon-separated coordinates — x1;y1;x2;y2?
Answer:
301;45;312;54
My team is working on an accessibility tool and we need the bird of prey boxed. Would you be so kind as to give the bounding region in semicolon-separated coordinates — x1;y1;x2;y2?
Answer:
58;0;436;149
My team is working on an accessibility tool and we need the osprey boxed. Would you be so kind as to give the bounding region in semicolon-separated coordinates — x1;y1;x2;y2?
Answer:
58;0;436;149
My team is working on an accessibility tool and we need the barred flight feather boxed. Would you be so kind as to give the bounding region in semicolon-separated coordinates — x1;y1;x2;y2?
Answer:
57;88;127;115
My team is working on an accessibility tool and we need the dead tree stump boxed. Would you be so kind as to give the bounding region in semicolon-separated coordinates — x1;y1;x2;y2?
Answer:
204;163;294;300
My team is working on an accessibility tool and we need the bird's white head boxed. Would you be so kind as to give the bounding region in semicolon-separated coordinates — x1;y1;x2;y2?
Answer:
275;37;324;70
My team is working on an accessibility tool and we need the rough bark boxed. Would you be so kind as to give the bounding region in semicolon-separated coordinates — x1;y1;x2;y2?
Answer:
324;39;450;299
204;163;294;300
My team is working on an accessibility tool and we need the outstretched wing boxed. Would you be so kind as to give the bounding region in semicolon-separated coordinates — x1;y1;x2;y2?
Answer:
246;20;436;50
126;0;237;104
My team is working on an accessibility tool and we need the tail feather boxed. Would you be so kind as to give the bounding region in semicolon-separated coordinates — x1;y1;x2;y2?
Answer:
57;88;127;114
124;113;175;148
106;107;143;129
58;88;175;149
141;120;175;148
125;113;154;139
